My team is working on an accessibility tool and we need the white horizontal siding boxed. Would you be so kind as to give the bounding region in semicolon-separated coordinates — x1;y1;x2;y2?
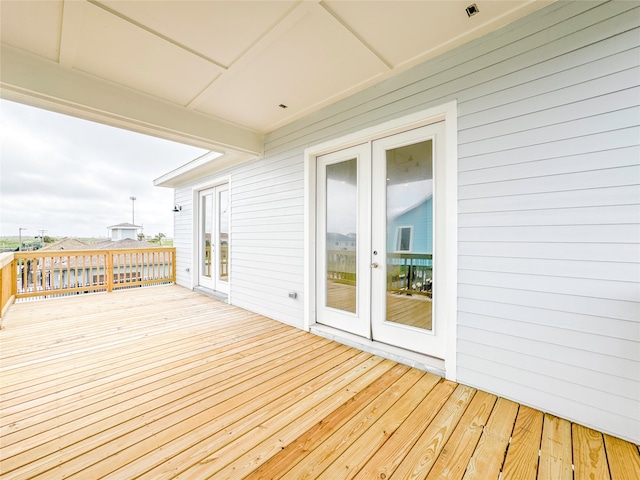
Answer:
459;256;639;283
459;146;640;184
458;241;640;263
458;297;639;344
459;283;637;323
168;150;306;327
458;344;639;406
173;187;195;287
459;183;640;214
456;356;639;445
459;51;640;121
227;153;306;326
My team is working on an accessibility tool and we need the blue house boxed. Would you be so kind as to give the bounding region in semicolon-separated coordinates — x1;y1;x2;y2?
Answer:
387;194;433;255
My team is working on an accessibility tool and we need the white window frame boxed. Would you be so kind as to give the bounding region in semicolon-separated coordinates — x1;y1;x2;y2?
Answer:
303;101;458;381
395;226;414;253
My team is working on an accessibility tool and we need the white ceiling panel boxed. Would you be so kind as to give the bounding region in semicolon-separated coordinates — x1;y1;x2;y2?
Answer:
99;0;297;68
0;0;554;151
0;0;63;62
324;0;552;69
194;5;388;132
72;2;222;106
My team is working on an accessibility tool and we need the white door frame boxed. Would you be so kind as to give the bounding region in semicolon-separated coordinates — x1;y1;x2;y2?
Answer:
191;176;231;298
371;123;447;357
316;143;371;338
303;102;458;381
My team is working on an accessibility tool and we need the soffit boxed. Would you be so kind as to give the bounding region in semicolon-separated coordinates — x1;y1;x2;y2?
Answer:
0;0;62;61
0;0;553;151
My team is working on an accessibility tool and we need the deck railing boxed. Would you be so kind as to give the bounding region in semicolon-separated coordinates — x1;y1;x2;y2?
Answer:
326;250;433;297
387;252;433;297
0;253;14;318
0;247;175;315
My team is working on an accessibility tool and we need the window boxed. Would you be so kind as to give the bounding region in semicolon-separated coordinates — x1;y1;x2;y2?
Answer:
395;226;413;252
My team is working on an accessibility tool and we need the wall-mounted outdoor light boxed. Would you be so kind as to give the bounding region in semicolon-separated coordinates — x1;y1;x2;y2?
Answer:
466;3;479;17
172;204;182;213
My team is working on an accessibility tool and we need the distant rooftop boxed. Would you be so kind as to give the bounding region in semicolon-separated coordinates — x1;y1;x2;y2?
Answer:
107;223;142;229
93;238;157;250
38;237;160;252
39;238;90;251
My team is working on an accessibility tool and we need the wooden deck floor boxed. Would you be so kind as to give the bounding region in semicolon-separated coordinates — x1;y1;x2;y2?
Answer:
327;281;433;330
1;285;638;479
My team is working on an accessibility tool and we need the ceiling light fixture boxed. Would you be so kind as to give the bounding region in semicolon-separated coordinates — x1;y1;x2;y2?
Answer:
466;3;479;17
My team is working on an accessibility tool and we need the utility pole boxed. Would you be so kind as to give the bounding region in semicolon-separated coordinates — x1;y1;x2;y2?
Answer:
37;230;47;249
129;196;137;224
18;227;26;251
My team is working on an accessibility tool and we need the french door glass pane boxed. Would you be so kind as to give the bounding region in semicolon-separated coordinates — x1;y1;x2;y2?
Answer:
326;158;357;313
201;193;213;279
218;189;229;282
385;140;433;330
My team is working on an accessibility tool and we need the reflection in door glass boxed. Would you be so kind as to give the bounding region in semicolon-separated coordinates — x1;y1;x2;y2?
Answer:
218;189;229;282
326;159;357;313
386;140;433;330
201;193;213;278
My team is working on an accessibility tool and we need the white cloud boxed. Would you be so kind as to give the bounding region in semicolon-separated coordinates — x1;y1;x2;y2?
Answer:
0;99;208;238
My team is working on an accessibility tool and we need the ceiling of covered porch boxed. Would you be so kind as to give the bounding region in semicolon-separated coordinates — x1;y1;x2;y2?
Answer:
1;0;552;155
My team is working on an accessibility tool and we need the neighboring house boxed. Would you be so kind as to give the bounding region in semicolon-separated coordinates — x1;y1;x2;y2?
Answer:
19;237;164;292
326;232;356;251
2;1;638;444
387;196;434;297
39;237;90;251
387;195;433;255
107;223;142;241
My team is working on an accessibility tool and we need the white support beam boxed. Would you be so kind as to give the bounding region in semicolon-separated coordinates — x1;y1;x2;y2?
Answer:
0;45;263;155
59;0;86;68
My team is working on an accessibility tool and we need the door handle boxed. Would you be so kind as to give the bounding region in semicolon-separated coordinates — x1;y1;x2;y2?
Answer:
371;262;378;268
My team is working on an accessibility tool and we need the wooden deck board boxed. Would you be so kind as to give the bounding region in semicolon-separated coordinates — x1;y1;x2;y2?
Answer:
501;405;544;480
308;371;440;480
1;285;637;479
573;424;611;480
425;390;497;480
604;434;640;480
539;414;573;480
243;362;412;480
462;397;519;480
390;384;477;479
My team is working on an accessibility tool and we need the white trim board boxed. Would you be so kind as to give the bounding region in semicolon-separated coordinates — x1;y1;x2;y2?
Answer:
189;175;232;304
304;101;458;381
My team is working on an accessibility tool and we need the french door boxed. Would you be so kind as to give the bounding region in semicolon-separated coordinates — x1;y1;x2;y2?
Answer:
198;184;229;295
316;122;446;357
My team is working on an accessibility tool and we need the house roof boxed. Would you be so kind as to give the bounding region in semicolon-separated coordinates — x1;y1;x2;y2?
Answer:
39;237;90;251
93;238;157;250
107;223;142;229
389;193;434;221
326;232;356;242
0;1;552;157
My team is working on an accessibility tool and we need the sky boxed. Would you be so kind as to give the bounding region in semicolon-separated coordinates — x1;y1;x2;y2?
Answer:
0;99;208;239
